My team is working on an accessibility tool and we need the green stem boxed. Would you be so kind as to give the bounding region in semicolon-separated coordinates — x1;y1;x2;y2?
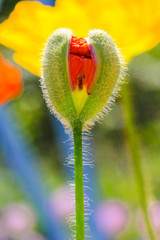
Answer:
121;83;155;240
73;121;85;240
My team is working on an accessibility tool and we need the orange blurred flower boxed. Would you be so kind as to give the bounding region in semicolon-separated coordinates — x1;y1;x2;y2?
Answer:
0;54;23;105
0;0;159;76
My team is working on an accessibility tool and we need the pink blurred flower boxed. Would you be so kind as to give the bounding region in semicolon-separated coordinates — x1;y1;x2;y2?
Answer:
1;203;36;237
0;222;8;240
149;201;160;234
95;200;129;236
137;201;160;237
49;186;75;220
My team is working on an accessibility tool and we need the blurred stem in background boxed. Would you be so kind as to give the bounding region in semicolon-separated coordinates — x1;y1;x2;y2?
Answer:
0;105;67;240
121;81;155;240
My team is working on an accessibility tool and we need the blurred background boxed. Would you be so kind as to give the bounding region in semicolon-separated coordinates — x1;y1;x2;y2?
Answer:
0;1;160;240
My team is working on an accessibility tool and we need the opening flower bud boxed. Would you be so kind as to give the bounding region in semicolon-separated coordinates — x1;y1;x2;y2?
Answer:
41;29;125;128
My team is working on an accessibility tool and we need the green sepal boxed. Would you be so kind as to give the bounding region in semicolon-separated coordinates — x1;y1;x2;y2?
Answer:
42;29;77;125
79;30;123;125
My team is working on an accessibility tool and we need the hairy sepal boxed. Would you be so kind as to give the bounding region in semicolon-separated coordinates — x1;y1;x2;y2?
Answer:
80;30;125;126
42;29;77;126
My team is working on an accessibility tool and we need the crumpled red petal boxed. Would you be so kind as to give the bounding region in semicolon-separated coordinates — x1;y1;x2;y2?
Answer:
69;36;97;94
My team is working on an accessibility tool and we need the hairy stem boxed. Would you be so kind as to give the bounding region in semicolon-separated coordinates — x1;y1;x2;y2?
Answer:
73;122;85;240
121;83;155;240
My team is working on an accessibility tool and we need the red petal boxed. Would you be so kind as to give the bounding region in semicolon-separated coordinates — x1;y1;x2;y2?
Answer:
69;36;97;94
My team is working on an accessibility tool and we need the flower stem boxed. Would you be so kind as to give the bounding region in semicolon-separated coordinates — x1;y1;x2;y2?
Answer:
73;121;85;240
121;83;155;240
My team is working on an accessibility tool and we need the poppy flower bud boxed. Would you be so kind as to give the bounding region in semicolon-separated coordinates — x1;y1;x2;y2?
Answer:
41;29;125;128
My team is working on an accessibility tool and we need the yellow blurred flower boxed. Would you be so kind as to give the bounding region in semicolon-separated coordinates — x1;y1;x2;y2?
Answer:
0;0;159;76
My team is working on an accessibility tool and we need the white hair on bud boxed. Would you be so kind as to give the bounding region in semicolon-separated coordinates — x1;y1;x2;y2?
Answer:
40;76;71;130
